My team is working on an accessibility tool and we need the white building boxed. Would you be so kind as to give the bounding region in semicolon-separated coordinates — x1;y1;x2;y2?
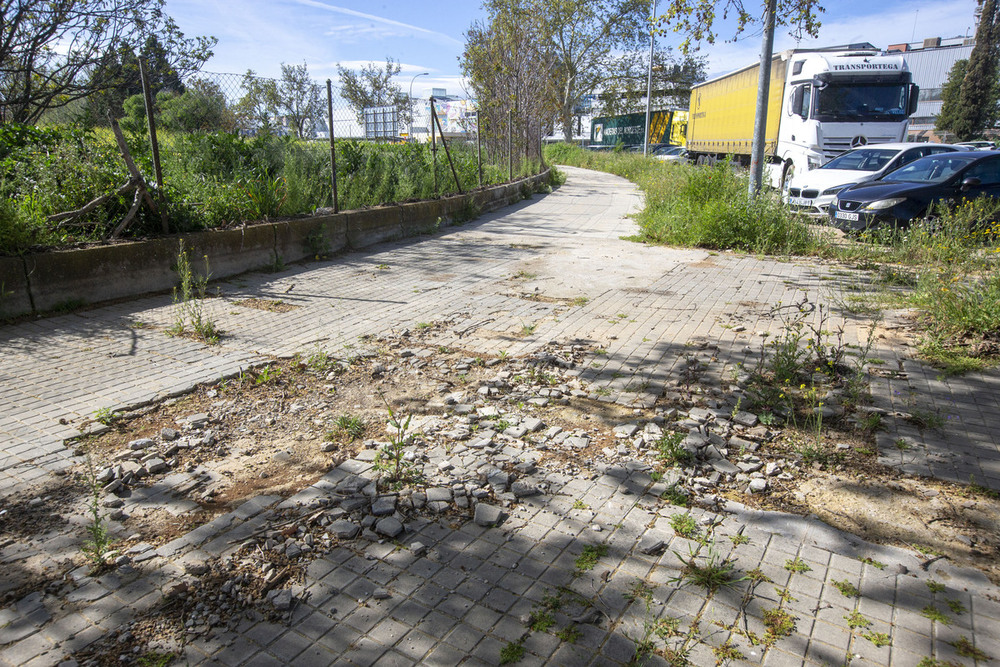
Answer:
887;36;976;142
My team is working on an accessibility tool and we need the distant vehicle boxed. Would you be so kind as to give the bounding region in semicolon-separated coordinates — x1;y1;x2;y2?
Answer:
652;145;689;163
829;151;1000;230
786;142;961;217
954;141;995;151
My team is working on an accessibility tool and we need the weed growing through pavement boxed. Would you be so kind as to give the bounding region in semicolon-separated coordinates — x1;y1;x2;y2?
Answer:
670;541;743;594
762;608;796;644
920;605;952;625
662;484;690;507
556;626;581;642
499;640;525;664
574;544;608;572
624;579;655;607
845;610;871;629
528;609;555;632
927;580;946;594
864;631;892;648
785;557;811;573
952;636;992;662
169;241;220;344
571;499;588;510
858;556;886;570
93;406;121;426
655;431;692;466
713;640;745;665
81;455;112;569
946;599;967;616
832;579;860;597
669;512;698;538
373;393;420;489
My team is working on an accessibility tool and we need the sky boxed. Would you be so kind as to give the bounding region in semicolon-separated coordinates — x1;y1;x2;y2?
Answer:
165;0;982;98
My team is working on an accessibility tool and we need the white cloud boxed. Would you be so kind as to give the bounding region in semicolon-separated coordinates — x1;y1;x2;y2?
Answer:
289;0;463;47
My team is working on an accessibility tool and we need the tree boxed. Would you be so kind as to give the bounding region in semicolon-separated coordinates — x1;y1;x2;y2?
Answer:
655;0;824;53
936;59;969;139
461;0;557;164
943;0;1000;141
0;1;216;124
159;79;236;133
275;62;322;139
545;0;652;141
80;32;194;126
235;70;279;135
598;48;707;117
337;58;409;127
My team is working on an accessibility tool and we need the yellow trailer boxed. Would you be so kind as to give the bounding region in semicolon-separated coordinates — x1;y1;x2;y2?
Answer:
687;56;787;161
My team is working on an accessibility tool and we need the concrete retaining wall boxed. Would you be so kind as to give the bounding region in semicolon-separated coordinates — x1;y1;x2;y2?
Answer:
1;170;550;319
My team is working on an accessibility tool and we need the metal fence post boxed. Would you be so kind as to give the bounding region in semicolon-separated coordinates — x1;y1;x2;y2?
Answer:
430;97;439;196
432;107;463;194
326;80;339;213
508;109;513;181
476;114;483;189
139;57;168;234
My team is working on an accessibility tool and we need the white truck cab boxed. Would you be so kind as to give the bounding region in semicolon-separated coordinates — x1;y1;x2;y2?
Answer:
770;48;918;189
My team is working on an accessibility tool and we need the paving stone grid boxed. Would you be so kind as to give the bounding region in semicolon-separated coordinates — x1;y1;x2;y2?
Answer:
1;166;998;666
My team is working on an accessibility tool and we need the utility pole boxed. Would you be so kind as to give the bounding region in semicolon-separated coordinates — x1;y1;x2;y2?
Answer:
643;0;658;156
749;0;776;196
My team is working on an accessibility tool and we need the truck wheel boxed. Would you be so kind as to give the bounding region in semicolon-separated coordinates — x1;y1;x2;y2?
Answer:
780;161;795;193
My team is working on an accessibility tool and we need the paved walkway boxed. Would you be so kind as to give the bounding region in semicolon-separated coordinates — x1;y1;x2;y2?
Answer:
1;167;998;666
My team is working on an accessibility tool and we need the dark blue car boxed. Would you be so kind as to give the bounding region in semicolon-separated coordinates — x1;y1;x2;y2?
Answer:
829;151;1000;231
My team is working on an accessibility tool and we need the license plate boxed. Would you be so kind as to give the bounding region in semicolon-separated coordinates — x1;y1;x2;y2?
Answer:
788;197;811;206
835;211;859;222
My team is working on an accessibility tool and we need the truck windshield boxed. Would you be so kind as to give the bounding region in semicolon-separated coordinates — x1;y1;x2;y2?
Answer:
814;83;909;122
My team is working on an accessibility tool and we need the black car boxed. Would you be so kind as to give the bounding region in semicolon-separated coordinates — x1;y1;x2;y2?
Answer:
829;151;1000;230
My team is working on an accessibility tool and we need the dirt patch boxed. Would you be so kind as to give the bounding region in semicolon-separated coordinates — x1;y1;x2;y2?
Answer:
718;429;1000;583
233;298;299;313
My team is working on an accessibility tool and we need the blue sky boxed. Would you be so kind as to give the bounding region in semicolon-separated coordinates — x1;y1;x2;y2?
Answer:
165;0;981;97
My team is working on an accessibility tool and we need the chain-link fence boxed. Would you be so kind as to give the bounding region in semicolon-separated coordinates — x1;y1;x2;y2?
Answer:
122;67;546;226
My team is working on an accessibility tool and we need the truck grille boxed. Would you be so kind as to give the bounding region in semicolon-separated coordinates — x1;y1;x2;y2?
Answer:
821;136;897;161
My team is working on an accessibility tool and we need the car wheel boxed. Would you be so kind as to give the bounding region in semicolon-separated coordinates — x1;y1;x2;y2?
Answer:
780;161;795;194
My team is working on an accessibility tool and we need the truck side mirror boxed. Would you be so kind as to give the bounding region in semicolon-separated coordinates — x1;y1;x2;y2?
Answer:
908;84;920;116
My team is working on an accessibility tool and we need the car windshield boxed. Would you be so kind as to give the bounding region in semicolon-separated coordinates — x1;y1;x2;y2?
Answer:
821;148;898;172
883;154;979;183
814;83;909;122
655;146;684;155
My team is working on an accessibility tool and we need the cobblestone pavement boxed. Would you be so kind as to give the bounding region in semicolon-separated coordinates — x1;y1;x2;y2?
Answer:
1;166;998;666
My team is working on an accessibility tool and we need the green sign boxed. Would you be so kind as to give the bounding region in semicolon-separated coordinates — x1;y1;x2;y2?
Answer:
591;112;671;146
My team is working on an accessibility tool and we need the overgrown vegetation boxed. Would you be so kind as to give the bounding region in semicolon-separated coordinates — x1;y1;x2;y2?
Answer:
546;143;812;255
0;124;532;255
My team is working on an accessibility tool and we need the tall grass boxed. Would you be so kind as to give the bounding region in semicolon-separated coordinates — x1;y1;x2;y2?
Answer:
546;143;813;255
0;125;529;255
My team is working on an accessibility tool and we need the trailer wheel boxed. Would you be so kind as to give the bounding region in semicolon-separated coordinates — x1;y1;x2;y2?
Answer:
780;161;795;193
